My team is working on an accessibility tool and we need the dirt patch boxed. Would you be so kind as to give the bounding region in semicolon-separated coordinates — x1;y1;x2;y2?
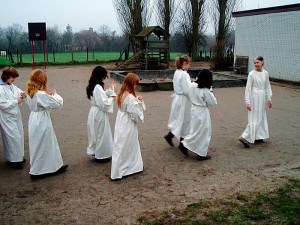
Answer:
0;63;299;224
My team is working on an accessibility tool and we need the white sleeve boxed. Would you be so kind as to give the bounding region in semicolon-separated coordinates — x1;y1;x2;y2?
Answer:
37;92;63;109
126;95;144;123
265;71;272;102
203;89;217;107
245;72;253;105
94;85;114;113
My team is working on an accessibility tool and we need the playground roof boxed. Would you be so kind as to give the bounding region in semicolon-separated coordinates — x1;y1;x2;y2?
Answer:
135;26;169;38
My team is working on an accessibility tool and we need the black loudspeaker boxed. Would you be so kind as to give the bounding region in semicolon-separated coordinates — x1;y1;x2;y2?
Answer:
28;23;47;40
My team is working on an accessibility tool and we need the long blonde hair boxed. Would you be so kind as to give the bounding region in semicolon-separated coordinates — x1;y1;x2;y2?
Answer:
26;69;48;98
117;73;140;108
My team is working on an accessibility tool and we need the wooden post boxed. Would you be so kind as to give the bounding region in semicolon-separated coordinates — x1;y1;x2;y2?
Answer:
42;40;47;68
31;41;35;69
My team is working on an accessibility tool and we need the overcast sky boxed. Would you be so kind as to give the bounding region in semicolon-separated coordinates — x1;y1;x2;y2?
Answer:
0;0;299;34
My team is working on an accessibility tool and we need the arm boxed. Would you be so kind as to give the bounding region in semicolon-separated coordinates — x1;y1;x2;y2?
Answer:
37;91;63;109
245;72;253;111
265;71;273;108
126;95;144;123
203;89;217;107
94;85;114;113
181;72;192;96
0;87;19;114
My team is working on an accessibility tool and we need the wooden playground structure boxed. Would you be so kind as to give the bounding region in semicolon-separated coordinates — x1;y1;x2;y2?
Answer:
115;26;170;70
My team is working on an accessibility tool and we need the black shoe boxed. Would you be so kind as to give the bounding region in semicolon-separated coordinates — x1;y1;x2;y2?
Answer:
55;165;68;174
164;132;174;146
179;143;189;156
95;158;111;163
30;173;50;180
255;139;264;144
8;161;24;169
197;155;211;161
239;137;250;148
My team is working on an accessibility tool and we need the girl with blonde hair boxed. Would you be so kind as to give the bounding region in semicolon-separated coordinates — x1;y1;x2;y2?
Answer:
26;69;68;180
111;73;145;180
164;55;192;147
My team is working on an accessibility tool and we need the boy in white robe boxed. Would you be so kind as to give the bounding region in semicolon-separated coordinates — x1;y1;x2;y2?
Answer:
86;66;116;163
111;73;145;180
180;69;217;160
26;69;68;180
0;67;26;169
239;56;273;148
164;55;192;146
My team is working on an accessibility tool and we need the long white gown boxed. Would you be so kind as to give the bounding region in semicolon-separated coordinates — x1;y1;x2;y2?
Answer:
111;93;145;180
0;79;24;162
87;84;114;159
182;83;217;156
167;69;192;139
26;91;65;175
241;69;272;143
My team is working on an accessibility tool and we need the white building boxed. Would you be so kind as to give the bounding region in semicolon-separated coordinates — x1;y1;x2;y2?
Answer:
232;4;300;83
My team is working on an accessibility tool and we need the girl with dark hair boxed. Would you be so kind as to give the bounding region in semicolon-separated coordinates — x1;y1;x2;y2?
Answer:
0;67;26;169
164;55;192;147
239;56;272;148
179;69;217;160
111;73;145;180
86;66;116;163
26;69;68;179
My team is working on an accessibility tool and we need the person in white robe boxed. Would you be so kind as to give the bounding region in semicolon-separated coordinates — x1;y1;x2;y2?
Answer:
86;66;116;163
180;69;217;160
239;56;273;148
164;55;192;147
0;67;26;169
26;69;68;180
111;73;145;180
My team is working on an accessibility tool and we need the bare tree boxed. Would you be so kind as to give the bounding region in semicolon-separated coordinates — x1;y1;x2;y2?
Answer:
210;0;241;69
178;0;206;61
113;0;151;52
5;23;24;52
154;0;181;35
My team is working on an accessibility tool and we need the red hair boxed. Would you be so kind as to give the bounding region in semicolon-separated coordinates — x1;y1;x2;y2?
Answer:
117;73;140;108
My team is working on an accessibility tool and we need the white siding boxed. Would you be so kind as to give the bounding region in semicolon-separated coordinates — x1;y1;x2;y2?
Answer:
234;11;300;82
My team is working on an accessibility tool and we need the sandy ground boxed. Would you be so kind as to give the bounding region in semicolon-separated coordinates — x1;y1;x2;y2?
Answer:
0;63;299;225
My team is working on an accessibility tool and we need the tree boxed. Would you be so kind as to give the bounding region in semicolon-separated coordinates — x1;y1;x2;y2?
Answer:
113;0;151;52
154;0;181;35
178;0;206;61
5;23;24;52
46;25;62;52
62;24;74;51
210;0;241;69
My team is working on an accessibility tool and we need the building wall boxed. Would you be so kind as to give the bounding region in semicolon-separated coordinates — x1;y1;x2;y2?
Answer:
234;10;300;82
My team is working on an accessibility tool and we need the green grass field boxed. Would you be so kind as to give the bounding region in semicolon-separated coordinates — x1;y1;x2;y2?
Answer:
0;52;185;66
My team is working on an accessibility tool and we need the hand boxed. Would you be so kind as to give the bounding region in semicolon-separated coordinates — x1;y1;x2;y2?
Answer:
20;92;26;98
137;95;143;101
246;104;251;111
268;100;272;109
17;97;23;104
47;90;56;95
111;81;116;91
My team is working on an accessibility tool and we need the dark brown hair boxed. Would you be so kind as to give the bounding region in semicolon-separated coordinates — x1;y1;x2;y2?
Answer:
1;67;19;82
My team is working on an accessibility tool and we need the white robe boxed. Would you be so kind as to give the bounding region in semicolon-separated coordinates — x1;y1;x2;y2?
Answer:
111;93;144;180
26;91;64;175
0;80;24;162
87;84;114;159
182;83;217;156
241;69;272;143
167;69;192;139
